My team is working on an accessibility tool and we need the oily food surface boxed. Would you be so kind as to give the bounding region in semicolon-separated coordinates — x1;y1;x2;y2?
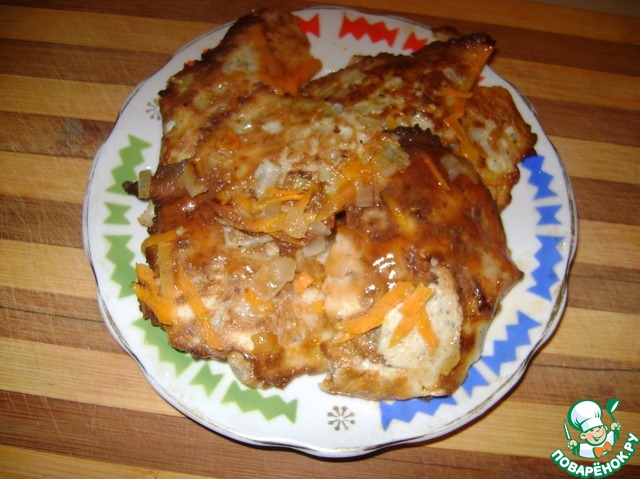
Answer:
131;9;535;400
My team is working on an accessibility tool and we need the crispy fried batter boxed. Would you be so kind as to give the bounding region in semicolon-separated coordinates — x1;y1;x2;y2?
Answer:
460;86;537;209
303;35;536;209
158;9;321;167
303;33;494;132
132;9;533;399
321;128;522;399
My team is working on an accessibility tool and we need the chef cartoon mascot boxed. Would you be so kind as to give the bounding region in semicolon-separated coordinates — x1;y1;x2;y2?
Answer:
566;399;621;459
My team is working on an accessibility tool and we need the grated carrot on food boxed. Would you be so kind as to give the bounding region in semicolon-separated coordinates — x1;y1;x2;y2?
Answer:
389;284;434;348
141;229;180;253
255;189;306;209
336;282;414;342
135;263;156;287
417;307;440;354
422;153;450;191
240;212;289;233
443;100;482;164
132;282;177;326
293;185;317;212
134;263;177;326
381;192;417;235
317;181;357;222
244;289;276;314
306;300;325;315
175;264;223;350
293;271;315;294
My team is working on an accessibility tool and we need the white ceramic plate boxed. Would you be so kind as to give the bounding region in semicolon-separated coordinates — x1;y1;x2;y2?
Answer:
83;7;577;458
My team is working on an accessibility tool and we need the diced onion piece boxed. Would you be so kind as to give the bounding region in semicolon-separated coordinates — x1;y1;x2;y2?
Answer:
282;206;311;239
440;153;477;183
377;143;410;178
137;169;152;199
250;256;297;301
253;159;282;198
261;120;282;134
307;220;331;237
375;155;399;178
137;201;155;227
179;162;208;197
303;236;326;257
354;180;374;207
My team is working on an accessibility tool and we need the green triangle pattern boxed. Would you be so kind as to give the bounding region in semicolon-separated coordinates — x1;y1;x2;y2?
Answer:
107;134;151;194
105;234;135;298
190;364;224;395
132;318;193;375
222;380;297;423
131;320;297;421
105;202;131;225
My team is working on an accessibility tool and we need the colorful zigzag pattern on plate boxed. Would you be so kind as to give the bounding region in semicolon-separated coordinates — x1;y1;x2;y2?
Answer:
378;154;565;428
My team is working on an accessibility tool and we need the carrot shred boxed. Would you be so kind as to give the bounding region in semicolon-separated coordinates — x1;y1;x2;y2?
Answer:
293;271;315;294
306;300;325;315
381;192;417;235
133;283;177;326
240;212;289;233
443;99;483;164
244;289;276;314
389;284;434;348
141;229;180;253
135;263;156;288
256;190;306;209
416;307;440;354
175;264;223;350
317;181;357;221
336;282;413;342
294;185;316;212
422;154;451;191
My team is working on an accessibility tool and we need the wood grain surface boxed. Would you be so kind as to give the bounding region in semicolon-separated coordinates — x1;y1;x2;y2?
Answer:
1;0;639;477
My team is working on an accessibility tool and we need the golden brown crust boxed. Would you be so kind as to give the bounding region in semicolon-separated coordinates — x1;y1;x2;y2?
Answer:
460;86;537;209
320;128;522;399
302;33;495;132
158;9;321;167
132;10;532;399
303;35;536;210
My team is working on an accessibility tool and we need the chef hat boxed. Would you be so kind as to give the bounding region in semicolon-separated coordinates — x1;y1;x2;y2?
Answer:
568;400;604;432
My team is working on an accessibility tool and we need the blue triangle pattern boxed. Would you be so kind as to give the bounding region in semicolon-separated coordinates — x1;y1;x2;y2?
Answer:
521;155;556;199
528;235;563;300
380;395;457;430
536;205;562;225
482;311;540;375
461;364;490;396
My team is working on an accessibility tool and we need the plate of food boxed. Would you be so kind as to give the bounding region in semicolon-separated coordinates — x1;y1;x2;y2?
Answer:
83;7;577;457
